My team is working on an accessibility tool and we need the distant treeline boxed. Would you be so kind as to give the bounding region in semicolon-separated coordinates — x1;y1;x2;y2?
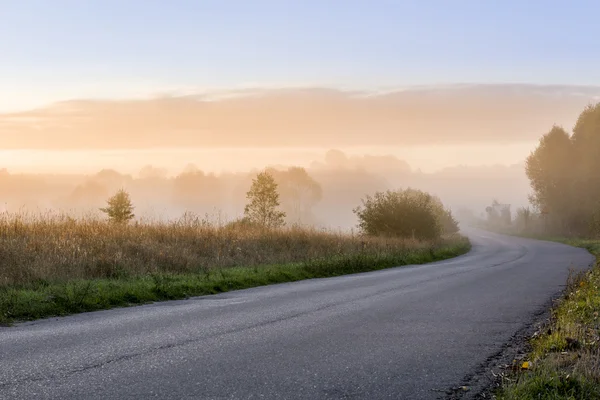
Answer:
0;149;530;229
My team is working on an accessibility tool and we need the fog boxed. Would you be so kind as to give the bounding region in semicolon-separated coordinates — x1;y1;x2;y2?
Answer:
0;142;535;176
0;147;530;230
3;83;596;229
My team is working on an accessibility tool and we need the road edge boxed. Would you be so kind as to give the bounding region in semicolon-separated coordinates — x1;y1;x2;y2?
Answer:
442;293;560;399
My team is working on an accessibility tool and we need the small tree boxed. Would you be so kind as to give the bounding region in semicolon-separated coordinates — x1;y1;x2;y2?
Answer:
244;171;286;228
100;189;135;224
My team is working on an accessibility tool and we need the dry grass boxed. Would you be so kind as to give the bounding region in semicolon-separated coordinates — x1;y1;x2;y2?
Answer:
0;212;470;323
0;211;438;287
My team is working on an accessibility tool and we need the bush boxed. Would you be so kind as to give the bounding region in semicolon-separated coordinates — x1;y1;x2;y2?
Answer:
430;196;460;235
0;211;466;289
354;188;455;240
438;208;460;234
223;217;264;231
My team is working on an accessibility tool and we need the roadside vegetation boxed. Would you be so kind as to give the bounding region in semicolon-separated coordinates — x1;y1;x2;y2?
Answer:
0;172;468;325
483;103;600;399
497;238;600;400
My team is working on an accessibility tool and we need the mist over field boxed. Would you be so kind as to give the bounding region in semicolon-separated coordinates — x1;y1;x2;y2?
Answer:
2;83;598;229
0;149;528;228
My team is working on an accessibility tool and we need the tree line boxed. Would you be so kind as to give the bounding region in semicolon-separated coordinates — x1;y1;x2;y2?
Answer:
525;103;600;237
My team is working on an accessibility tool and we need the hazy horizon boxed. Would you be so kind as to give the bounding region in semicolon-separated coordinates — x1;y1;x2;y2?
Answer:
2;1;597;229
0;143;534;176
0;144;532;231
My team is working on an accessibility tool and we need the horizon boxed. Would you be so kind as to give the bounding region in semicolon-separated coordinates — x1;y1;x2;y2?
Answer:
0;0;594;222
0;144;532;176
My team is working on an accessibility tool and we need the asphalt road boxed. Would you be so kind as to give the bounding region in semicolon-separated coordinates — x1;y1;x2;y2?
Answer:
0;229;595;400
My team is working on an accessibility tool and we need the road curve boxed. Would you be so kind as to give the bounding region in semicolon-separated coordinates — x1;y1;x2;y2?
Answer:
0;229;594;400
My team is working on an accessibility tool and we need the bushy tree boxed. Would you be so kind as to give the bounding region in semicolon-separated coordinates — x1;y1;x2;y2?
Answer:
267;166;322;224
430;195;460;234
100;189;135;224
526;126;576;231
571;103;600;234
526;104;600;236
244;171;286;228
353;188;450;240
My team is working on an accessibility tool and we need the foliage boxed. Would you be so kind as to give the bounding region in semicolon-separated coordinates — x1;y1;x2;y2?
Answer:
244;171;286;228
525;103;600;236
0;211;471;323
223;217;263;231
353;188;457;240
99;189;135;224
514;206;533;232
498;239;600;400
266;166;322;224
431;196;460;234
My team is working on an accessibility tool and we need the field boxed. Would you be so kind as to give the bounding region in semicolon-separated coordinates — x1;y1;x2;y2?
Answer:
498;238;600;399
0;212;470;324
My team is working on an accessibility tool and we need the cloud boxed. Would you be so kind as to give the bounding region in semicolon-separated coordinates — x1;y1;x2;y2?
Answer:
1;84;597;149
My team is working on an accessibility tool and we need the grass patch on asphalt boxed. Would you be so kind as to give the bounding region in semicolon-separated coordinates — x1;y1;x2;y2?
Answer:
497;237;600;400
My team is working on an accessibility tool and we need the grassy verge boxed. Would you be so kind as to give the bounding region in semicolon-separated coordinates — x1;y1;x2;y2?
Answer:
0;213;470;324
497;238;600;399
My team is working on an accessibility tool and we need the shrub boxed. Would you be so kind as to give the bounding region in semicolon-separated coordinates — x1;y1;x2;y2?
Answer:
430;196;460;234
353;188;449;240
223;217;264;231
438;208;460;235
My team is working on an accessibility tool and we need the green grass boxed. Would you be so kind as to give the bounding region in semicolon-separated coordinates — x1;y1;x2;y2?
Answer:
497;237;600;400
0;237;470;325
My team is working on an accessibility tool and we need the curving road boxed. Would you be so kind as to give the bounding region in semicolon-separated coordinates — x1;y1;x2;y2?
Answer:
0;229;594;400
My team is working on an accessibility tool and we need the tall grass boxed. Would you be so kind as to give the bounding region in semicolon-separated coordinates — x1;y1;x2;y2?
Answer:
0;211;470;324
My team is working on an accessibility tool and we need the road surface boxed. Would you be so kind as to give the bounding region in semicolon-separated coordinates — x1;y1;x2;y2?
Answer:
0;229;595;399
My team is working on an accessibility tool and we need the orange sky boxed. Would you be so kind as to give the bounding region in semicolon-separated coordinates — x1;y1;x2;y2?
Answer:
0;85;593;151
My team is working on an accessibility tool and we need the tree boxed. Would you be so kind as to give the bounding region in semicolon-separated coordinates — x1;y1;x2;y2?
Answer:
525;125;578;233
173;169;223;212
353;188;445;240
244;171;286;228
100;189;135;224
138;165;167;180
571;103;600;233
524;104;600;236
266;166;322;224
70;180;109;208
